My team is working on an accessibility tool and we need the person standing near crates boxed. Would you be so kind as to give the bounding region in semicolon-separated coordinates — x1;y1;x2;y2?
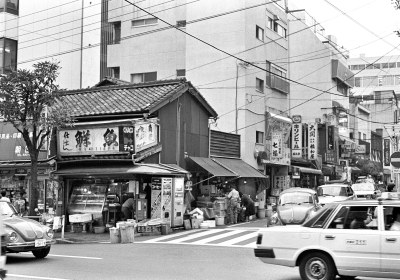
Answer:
226;185;240;224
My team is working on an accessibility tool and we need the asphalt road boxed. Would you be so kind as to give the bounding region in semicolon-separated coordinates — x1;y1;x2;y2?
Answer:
5;242;301;280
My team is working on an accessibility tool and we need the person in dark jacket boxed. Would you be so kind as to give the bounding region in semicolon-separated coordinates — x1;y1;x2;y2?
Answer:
239;192;255;222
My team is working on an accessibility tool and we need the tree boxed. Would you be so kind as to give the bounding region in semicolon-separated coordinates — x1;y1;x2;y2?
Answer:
0;61;73;215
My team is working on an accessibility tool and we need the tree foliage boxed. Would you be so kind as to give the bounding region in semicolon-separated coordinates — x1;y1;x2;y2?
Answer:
0;61;73;215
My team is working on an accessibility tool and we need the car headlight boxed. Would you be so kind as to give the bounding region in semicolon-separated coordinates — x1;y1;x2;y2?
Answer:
8;231;19;243
46;228;54;239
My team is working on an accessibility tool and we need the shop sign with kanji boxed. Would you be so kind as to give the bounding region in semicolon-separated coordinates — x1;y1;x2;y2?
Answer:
307;123;318;160
58;125;135;156
271;132;283;159
291;123;302;158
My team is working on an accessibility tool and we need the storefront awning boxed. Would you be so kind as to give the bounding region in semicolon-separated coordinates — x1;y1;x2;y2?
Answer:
188;157;237;177
292;165;323;175
188;157;267;179
212;157;267;179
54;163;188;177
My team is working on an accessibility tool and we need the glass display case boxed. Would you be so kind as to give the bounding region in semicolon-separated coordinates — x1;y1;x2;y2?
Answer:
68;184;107;215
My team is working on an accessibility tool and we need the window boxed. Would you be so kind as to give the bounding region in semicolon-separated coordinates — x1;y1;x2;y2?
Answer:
0;0;18;15
256;131;264;144
132;18;158;27
328;206;378;230
336;80;348;96
112;21;121;44
176;20;186;28
384;206;400;230
267;16;286;38
363;133;366;140
358;132;361;140
256;78;264;92
373;63;381;69
110;67;120;79
389;62;396;68
130;72;157;83
355;77;361;87
176;69;186;77
0;37;17;74
256;25;264;41
397;62;400;68
382;63;389;69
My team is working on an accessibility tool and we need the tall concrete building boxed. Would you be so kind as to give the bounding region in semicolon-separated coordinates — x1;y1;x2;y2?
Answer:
0;0;18;74
348;54;400;182
101;0;291;179
16;0;101;89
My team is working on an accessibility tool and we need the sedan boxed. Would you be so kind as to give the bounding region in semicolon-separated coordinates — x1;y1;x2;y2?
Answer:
255;199;400;280
0;201;55;258
317;184;355;206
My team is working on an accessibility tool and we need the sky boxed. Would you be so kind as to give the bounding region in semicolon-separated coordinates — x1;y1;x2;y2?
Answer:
289;0;400;58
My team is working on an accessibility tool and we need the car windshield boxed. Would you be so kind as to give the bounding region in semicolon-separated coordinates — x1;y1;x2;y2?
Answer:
279;192;313;205
352;183;375;192
318;186;346;196
0;201;17;216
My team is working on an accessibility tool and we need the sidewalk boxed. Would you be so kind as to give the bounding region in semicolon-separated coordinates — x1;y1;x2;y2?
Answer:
53;217;269;244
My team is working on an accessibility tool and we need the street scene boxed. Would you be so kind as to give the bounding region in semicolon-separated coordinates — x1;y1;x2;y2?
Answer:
0;0;400;280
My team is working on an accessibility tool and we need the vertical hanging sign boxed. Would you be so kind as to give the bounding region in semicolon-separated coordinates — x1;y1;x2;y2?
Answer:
291;115;302;158
308;123;318;160
271;132;283;159
384;139;391;166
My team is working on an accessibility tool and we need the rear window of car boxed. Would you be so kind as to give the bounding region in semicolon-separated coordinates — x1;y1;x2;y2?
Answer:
352;183;375;191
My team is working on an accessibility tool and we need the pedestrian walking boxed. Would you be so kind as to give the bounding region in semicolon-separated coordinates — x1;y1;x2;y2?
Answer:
0;190;10;202
388;180;396;192
240;192;255;222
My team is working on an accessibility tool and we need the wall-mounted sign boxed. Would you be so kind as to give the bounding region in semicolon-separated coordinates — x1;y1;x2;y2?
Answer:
135;122;158;153
291;123;302;158
308;123;318;160
355;144;366;154
327;125;334;150
58;126;135;156
271;132;283;159
292;115;302;123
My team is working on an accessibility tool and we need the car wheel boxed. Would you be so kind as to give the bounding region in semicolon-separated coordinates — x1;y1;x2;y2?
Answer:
299;252;336;280
32;247;51;259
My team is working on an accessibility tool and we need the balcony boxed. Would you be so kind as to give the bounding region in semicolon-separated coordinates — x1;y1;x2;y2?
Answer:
332;59;355;88
270;75;290;94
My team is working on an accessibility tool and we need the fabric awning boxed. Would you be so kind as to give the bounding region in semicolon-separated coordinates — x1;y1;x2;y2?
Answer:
292;165;323;175
188;157;237;177
54;163;188;177
212;157;267;179
188;157;267;179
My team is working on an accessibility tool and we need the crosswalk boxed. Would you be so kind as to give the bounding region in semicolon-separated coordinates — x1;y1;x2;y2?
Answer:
138;228;258;248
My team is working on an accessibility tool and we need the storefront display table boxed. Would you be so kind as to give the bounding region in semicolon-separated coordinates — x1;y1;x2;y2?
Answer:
71;221;93;233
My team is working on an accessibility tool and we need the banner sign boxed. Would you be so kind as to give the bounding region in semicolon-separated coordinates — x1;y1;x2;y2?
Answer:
384;139;390;166
271;132;283;159
327;125;334;150
308;123;318;160
58;126;134;156
291;123;302;158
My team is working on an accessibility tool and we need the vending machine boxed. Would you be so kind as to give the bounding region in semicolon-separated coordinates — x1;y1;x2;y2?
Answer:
150;177;184;227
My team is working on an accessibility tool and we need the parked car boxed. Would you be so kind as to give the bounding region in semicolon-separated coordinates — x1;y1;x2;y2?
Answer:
317;184;355;206
255;198;400;280
270;188;321;226
0;201;54;258
351;182;380;199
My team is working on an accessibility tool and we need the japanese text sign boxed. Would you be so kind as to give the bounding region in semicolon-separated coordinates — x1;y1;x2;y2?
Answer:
308;123;318;160
271;132;283;159
291;123;302;158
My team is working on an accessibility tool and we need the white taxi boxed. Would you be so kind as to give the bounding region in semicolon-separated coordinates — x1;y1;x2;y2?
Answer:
255;198;400;280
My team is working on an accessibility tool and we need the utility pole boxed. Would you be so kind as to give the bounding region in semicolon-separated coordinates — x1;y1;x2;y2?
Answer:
80;0;84;89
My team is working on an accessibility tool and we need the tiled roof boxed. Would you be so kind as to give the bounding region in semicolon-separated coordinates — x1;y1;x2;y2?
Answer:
93;76;132;87
57;79;189;117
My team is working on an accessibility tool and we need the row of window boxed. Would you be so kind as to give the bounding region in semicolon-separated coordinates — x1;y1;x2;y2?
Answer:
355;75;400;87
256;18;287;42
109;68;186;82
0;0;18;15
349;62;400;71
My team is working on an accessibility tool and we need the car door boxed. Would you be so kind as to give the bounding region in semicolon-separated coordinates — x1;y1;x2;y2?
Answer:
380;205;400;278
320;205;381;274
